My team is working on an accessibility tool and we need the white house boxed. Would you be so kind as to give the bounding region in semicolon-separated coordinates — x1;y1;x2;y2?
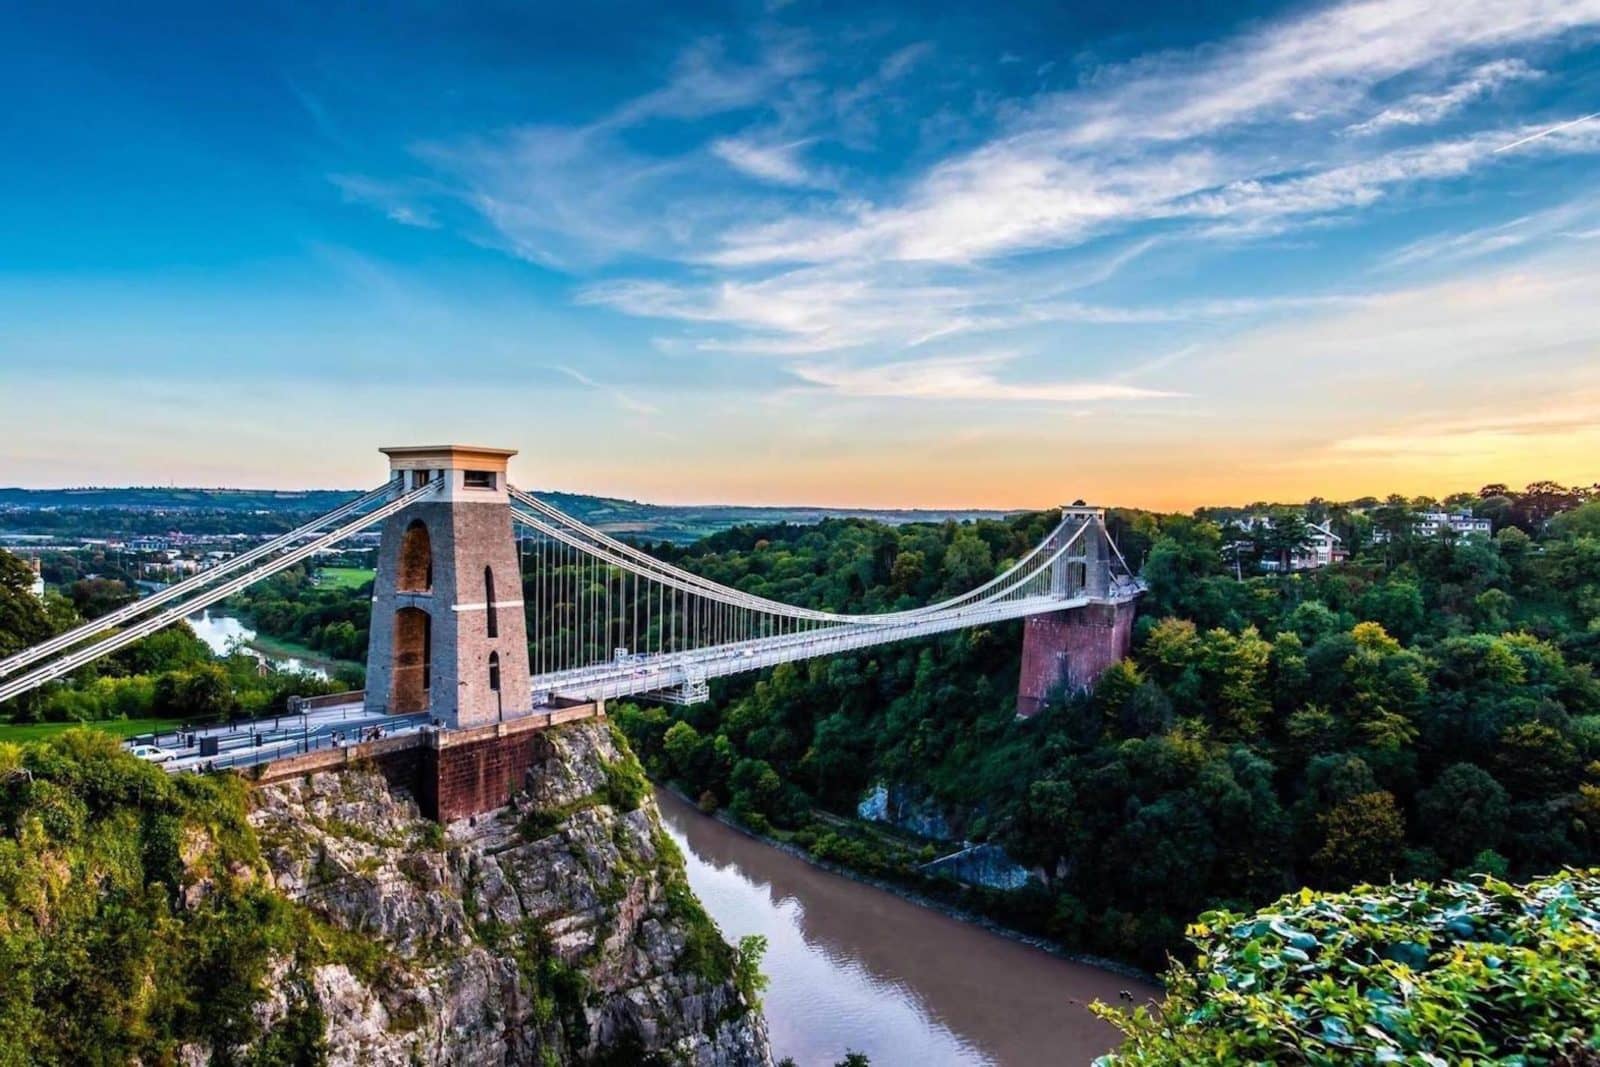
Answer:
1238;516;1347;571
1373;511;1492;542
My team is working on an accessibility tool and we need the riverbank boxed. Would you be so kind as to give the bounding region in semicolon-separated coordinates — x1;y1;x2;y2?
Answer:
240;627;360;677
658;783;1162;990
187;608;360;680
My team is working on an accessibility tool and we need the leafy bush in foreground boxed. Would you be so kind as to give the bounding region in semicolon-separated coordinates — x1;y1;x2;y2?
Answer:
1096;870;1600;1065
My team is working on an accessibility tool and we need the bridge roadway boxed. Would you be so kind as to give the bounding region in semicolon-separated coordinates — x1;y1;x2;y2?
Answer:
147;585;1137;774
148;705;426;773
530;589;1118;702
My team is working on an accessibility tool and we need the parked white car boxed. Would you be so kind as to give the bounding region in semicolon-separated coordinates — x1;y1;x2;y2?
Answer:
128;744;178;764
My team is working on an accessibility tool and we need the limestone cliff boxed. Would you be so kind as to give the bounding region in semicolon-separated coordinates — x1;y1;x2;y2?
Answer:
241;720;772;1066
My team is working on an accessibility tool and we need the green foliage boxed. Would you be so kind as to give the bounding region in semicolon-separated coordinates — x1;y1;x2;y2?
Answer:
0;552;348;729
733;934;770;1006
601;753;649;813
653;826;737;989
0;550;52;658
224;562;370;664
612;497;1600;971
1095;870;1600;1065
0;730;326;1065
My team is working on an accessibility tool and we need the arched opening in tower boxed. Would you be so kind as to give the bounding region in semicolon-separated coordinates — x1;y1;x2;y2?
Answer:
392;606;432;713
398;519;433;592
484;565;498;638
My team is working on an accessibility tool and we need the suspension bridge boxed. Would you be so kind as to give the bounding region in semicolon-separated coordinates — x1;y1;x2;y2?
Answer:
0;445;1143;778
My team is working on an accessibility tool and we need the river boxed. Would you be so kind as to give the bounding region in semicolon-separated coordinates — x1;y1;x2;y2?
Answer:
186;609;331;679
656;789;1158;1067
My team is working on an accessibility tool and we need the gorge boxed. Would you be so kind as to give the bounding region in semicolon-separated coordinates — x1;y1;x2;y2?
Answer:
0;720;773;1065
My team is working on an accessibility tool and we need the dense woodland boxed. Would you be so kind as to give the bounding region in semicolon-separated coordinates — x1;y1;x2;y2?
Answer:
608;484;1600;968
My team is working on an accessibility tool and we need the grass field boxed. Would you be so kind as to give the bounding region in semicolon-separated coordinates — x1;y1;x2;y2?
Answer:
316;566;375;590
0;717;185;743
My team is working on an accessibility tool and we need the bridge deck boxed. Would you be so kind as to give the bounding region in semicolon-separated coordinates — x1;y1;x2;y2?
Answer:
534;590;1135;703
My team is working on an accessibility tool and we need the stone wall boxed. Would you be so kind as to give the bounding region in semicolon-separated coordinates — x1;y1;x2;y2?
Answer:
1015;599;1137;718
247;703;604;823
422;705;602;823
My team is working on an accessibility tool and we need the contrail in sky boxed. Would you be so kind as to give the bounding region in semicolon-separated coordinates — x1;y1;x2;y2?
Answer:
1493;111;1599;153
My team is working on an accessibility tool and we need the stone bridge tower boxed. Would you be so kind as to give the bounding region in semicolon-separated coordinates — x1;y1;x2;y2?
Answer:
364;445;532;729
1015;505;1139;718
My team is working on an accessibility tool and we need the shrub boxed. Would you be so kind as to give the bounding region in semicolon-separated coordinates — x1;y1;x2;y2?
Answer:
1095;870;1600;1065
600;755;648;813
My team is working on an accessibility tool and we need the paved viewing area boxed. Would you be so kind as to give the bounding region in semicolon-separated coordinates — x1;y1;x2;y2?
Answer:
143;700;429;773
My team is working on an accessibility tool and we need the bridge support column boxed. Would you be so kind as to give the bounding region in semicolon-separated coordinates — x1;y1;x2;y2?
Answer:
365;445;532;730
1016;600;1137;718
1016;504;1137;718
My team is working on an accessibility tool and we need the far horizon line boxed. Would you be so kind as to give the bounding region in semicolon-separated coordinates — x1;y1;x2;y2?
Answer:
2;479;1584;518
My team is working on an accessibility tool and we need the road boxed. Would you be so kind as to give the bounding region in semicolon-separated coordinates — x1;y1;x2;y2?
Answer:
136;704;430;772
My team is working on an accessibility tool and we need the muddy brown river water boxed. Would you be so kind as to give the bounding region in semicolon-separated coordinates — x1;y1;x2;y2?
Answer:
656;789;1161;1067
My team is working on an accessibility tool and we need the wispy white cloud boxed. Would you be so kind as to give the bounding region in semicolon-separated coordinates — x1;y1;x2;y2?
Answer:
1382;197;1600;268
710;136;818;186
608;35;814;126
344;0;1600;439
708;113;1600;267
579;258;1354;358
1182;253;1600;416
791;351;1181;403
1345;59;1540;135
1029;0;1600;148
1330;401;1600;456
366;0;1600;276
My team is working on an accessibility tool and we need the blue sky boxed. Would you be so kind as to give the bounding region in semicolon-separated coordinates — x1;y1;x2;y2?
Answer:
2;0;1597;508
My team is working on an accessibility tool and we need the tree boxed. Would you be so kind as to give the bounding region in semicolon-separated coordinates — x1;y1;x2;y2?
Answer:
1005;779;1081;883
1519;480;1582;527
68;577;135;620
1416;763;1509;866
1285;600;1341;646
1257;508;1311;573
1357;580;1424;643
1371;495;1414;548
1143;519;1224;616
1341;623;1426;749
178;665;236;720
1551;501;1600;539
888;549;924;593
662;721;705;781
1313;790;1405;884
732;935;769;1006
0;549;52;657
1198;626;1271;735
1495;722;1579;798
942;532;993;592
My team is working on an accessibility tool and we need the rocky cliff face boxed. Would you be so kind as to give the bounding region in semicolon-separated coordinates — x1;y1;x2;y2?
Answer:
241;720;772;1066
